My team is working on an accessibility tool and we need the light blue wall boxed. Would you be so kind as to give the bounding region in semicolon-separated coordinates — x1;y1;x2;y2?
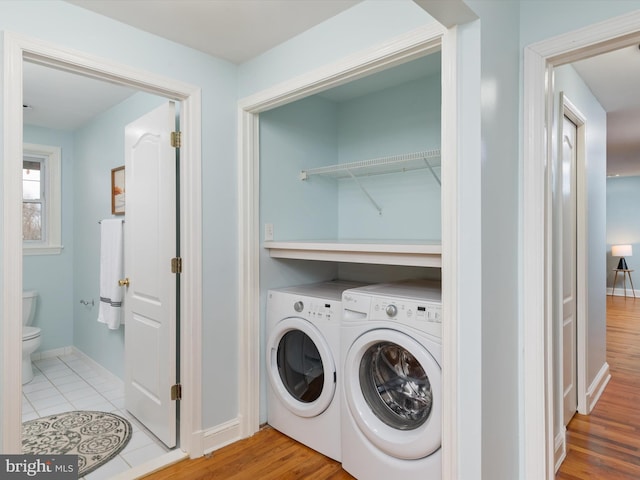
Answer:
23;126;75;352
553;62;607;452
0;0;237;431
337;75;441;240
337;76;441;163
607;175;640;285
260;71;442;242
72;92;167;379
260;95;339;241
462;1;521;478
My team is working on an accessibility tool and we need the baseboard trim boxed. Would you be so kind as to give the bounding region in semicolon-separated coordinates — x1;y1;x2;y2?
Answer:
203;417;242;455
34;347;243;461
606;287;638;298
587;362;611;413
31;346;74;361
31;345;124;387
69;346;124;385
554;427;566;473
111;449;188;480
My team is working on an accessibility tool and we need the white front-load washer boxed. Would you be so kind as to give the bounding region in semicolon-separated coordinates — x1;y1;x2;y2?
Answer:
266;280;363;462
340;279;442;480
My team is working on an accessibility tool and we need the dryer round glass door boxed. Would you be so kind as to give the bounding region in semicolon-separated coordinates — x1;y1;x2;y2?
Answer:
344;328;441;460
267;317;336;418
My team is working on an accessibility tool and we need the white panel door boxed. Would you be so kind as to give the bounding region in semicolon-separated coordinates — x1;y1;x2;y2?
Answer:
562;115;578;427
124;101;177;448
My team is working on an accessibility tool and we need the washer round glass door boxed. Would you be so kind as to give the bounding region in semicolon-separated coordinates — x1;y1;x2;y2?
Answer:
344;328;441;460
267;317;336;417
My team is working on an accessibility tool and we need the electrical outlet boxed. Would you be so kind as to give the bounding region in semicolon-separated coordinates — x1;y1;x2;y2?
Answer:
264;223;274;241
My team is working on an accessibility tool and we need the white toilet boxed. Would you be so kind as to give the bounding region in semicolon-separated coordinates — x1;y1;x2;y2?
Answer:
22;290;42;385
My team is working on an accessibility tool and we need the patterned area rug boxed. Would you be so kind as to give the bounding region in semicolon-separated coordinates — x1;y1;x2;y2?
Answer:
22;410;132;477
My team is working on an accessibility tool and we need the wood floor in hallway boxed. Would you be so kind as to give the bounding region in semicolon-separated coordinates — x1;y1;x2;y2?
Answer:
142;426;355;480
557;295;640;479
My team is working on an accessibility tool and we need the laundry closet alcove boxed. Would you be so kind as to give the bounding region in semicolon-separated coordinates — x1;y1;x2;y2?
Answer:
260;50;443;268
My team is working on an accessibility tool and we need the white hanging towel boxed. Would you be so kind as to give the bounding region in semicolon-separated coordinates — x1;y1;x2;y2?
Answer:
97;219;124;329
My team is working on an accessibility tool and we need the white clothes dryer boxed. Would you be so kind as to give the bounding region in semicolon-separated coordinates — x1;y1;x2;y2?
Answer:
266;280;363;462
340;279;442;480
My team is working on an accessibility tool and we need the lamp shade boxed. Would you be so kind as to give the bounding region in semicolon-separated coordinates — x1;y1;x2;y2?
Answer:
612;244;633;257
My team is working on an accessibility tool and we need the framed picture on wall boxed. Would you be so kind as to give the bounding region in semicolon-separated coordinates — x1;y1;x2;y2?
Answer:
111;166;125;215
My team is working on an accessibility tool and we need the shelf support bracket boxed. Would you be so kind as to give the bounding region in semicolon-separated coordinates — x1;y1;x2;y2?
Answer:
424;158;441;185
346;169;383;215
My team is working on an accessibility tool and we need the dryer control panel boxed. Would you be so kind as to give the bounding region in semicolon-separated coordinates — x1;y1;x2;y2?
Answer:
292;297;340;322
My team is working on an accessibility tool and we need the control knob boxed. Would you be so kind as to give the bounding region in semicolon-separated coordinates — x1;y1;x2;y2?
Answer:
385;304;398;317
294;301;304;312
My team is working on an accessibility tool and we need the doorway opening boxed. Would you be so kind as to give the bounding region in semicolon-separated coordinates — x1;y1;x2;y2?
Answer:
523;11;640;480
2;32;202;472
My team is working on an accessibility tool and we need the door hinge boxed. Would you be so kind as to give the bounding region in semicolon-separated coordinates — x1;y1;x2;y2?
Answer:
171;131;182;148
171;257;182;274
171;384;182;401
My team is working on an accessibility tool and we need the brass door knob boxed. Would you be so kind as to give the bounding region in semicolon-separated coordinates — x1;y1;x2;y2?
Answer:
118;278;130;287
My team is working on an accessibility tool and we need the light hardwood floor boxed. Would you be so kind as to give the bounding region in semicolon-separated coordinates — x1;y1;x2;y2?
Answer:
557;295;640;479
147;295;640;479
143;427;354;479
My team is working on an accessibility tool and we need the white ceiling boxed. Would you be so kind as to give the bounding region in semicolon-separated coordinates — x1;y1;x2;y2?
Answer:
66;0;361;64
23;0;361;131
23;1;640;178
572;45;640;177
23;62;138;131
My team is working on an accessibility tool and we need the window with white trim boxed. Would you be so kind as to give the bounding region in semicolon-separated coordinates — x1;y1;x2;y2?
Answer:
22;143;62;255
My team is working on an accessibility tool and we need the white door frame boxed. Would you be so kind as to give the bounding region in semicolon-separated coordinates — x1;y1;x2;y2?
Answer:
1;31;203;458
523;11;640;479
552;93;588;469
559;94;588;419
237;23;463;478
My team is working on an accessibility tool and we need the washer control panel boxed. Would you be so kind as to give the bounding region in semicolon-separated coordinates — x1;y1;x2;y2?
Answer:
385;304;398;317
372;298;442;324
341;281;442;337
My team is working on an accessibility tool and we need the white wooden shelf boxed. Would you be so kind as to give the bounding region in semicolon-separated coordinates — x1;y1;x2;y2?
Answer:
263;240;441;267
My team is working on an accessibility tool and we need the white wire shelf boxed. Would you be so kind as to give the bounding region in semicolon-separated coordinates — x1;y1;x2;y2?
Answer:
300;149;441;215
299;149;441;181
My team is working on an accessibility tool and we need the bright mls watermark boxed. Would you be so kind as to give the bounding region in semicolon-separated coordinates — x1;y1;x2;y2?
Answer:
1;455;77;479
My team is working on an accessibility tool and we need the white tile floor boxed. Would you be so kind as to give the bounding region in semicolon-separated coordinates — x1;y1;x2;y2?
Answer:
22;352;171;480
